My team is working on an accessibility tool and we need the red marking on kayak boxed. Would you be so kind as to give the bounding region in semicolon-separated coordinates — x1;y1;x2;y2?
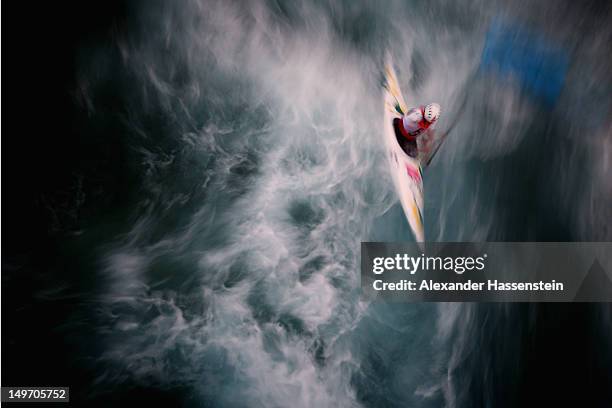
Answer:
406;165;421;184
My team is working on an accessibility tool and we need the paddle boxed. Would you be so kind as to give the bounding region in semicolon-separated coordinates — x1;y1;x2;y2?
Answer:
424;90;469;167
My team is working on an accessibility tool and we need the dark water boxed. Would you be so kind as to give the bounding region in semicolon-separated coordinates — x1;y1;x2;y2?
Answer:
3;0;612;407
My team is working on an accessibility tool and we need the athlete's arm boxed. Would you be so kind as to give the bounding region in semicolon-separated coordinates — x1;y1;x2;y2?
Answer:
402;108;422;130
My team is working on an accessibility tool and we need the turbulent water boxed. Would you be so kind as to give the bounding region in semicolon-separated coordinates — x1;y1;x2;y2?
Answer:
8;0;611;407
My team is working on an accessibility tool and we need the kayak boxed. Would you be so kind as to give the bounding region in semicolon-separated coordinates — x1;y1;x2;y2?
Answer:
382;56;425;243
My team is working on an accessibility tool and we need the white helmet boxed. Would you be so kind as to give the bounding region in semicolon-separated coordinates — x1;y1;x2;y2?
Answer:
424;103;441;123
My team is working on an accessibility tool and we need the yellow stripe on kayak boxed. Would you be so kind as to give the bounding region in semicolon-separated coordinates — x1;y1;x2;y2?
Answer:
411;201;424;236
384;64;408;113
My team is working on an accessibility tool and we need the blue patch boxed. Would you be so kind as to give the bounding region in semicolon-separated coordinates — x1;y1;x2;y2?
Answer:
480;18;569;107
